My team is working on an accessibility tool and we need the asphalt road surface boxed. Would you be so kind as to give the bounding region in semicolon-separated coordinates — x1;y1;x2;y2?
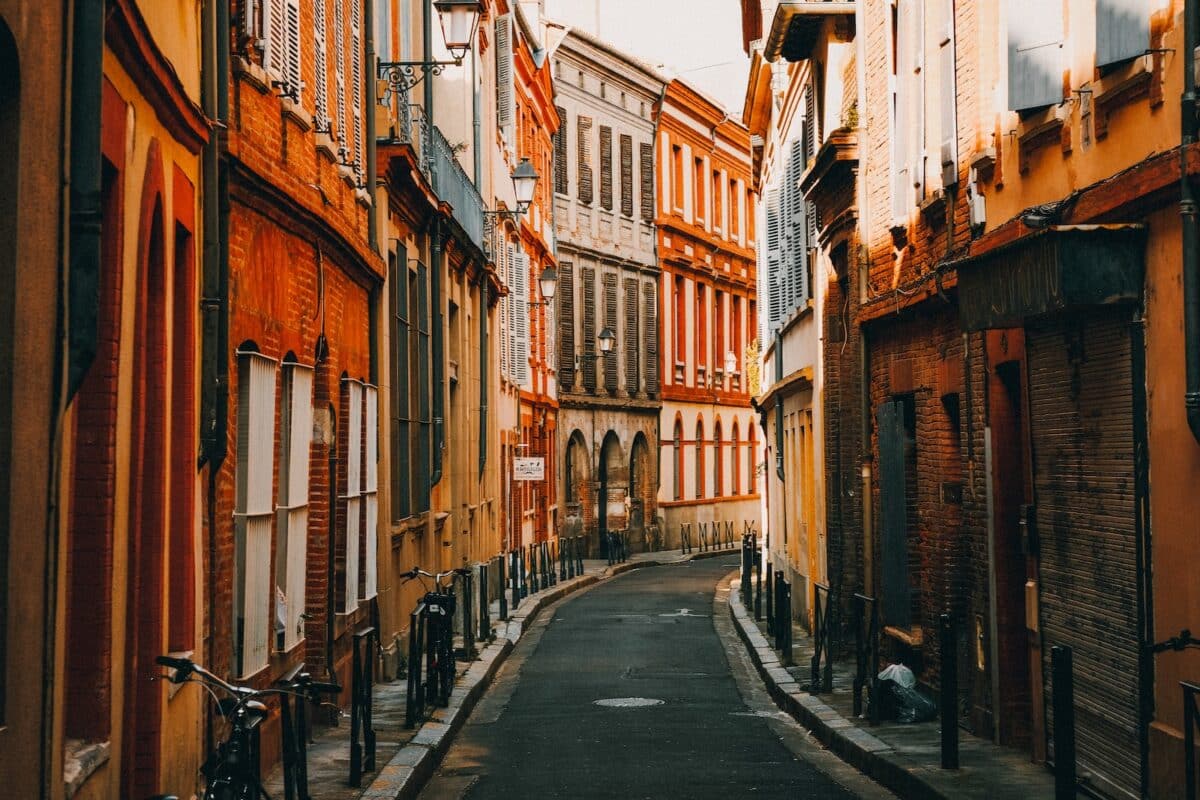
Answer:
419;559;885;799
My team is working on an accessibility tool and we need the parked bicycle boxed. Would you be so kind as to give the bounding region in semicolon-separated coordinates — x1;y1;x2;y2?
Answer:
399;566;470;708
154;654;341;800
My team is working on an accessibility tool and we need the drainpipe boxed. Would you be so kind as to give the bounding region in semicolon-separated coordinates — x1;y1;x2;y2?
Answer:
479;278;488;477
859;322;873;595
201;0;230;470
365;0;379;252
67;0;104;399
774;332;784;481
1183;0;1200;443
424;0;445;486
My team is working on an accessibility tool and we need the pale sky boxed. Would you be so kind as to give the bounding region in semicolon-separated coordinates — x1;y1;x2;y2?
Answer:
542;0;751;117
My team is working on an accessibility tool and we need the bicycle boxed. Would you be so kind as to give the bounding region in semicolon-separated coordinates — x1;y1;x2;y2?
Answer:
398;566;471;708
154;654;341;800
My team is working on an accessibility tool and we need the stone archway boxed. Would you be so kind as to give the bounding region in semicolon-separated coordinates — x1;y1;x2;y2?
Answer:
629;432;654;551
564;430;591;542
597;431;627;557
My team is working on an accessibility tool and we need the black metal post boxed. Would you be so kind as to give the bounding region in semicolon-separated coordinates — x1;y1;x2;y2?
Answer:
560;538;568;581
765;559;774;632
349;627;377;787
755;547;763;620
1185;681;1199;800
1052;645;1076;799
810;586;823;695
575;535;584;574
940;614;959;769
853;595;865;717
478;563;490;642
511;550;521;609
498;555;508;621
406;605;425;727
461;571;474;660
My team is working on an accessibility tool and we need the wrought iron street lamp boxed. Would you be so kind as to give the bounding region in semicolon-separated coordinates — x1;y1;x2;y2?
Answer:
378;0;483;92
529;266;558;308
598;328;616;353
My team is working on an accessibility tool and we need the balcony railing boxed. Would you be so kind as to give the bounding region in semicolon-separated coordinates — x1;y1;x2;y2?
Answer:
430;124;485;252
378;81;484;253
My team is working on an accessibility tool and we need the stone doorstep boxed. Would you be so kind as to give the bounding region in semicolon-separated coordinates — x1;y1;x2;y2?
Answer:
727;582;1055;800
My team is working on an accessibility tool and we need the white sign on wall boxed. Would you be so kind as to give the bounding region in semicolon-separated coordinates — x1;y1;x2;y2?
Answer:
513;457;545;481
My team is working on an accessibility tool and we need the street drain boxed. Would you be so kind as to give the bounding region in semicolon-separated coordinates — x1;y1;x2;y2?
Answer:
593;697;665;708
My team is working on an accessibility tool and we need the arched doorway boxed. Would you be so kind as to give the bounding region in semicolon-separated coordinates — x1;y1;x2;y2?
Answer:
629;433;652;552
122;142;168;798
564;430;590;542
597;431;626;557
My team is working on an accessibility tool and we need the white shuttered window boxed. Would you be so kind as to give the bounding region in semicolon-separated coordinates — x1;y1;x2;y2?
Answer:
263;0;302;102
314;0;329;129
341;378;363;612
1006;0;1064;111
235;350;278;677
512;249;530;386
363;385;378;600
275;362;312;652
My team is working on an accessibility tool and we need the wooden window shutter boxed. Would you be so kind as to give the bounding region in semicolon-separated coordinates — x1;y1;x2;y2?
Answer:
577;116;594;204
786;138;807;313
1006;0;1063;111
351;0;363;175
554;106;569;194
939;0;958;187
639;142;654;221
496;16;514;130
334;0;347;151
581;266;597;391
558;262;575;382
314;0;329;129
890;0;911;221
285;0;302;101
765;187;783;335
620;134;634;217
264;0;286;74
362;385;378;600
1097;0;1150;68
599;125;613;210
623;277;639;393
603;273;618;393
910;0;925;204
642;282;659;395
513;249;530;385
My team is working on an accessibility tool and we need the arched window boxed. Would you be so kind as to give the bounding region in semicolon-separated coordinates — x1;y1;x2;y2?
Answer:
694;418;705;499
673;418;683;500
714;419;724;497
731;420;741;495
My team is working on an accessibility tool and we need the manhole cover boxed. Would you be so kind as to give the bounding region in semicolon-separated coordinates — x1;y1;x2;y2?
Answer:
593;697;665;708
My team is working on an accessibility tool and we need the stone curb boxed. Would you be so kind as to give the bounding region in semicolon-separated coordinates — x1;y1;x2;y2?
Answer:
726;581;956;800
365;548;740;799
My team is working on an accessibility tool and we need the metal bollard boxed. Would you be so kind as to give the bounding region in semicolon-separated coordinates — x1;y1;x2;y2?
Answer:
741;535;752;606
754;547;763;620
510;550;521;610
498;555;508;621
460;571;475;660
575;535;584;574
765;560;774;631
779;577;792;665
1052;645;1076;799
478;563;490;642
559;538;568;581
939;614;958;769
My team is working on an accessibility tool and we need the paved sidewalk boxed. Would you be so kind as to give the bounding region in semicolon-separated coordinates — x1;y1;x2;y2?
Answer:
261;544;740;800
728;579;1061;800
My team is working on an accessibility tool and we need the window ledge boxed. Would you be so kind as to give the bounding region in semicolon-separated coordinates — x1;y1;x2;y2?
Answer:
64;739;110;799
882;624;924;648
233;56;271;95
280;96;312;131
1093;68;1152;141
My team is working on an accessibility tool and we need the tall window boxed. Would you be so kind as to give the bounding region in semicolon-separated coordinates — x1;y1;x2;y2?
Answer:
712;170;722;233
695;284;707;372
390;252;411;520
168;218;196;653
275;360;312;650
338;377;363;612
673;275;686;369
619;133;634;217
714;290;725;378
0;23;14;720
729;178;740;238
263;0;303;102
599;125;613;210
577;115;594;204
554;106;568;195
234;348;278;677
694;419;705;499
693;157;705;225
731;421;741;495
671;144;684;210
714;420;724;496
748;424;757;494
673;418;684;500
414;262;431;513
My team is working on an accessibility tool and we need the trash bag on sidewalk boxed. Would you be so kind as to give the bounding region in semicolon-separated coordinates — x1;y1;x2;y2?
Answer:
893;684;937;723
878;663;916;688
876;663;936;723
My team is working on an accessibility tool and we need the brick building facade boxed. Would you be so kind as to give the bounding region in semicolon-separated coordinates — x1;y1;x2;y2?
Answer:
747;1;1200;797
655;80;761;552
551;29;665;555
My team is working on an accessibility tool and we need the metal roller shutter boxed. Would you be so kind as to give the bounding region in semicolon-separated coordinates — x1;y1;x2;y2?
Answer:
1027;309;1140;799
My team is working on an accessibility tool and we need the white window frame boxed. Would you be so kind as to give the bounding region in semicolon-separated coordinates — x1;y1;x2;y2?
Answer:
363;385;379;600
234;349;278;678
275;361;312;652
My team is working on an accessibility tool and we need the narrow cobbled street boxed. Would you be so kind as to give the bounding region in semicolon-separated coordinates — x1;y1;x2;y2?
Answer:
421;560;868;799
